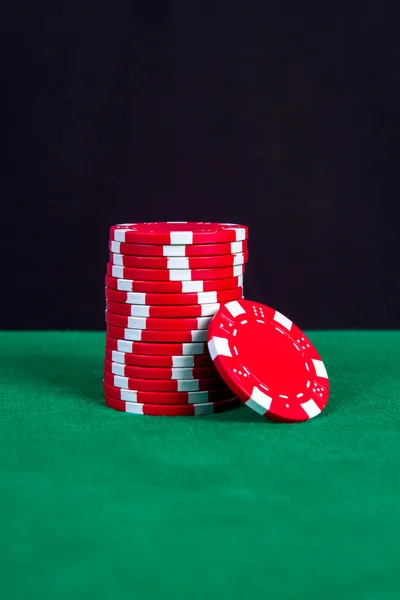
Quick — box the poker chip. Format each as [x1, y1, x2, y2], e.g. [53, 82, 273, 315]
[106, 335, 207, 355]
[107, 262, 245, 282]
[106, 299, 221, 318]
[104, 356, 218, 380]
[107, 324, 208, 343]
[110, 222, 248, 245]
[109, 239, 248, 257]
[104, 381, 235, 405]
[105, 274, 244, 294]
[103, 369, 224, 392]
[105, 347, 213, 368]
[105, 286, 243, 306]
[105, 310, 212, 331]
[104, 220, 250, 416]
[208, 299, 330, 422]
[105, 394, 241, 416]
[110, 251, 248, 270]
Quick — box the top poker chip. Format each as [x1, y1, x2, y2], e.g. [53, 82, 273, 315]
[110, 222, 248, 245]
[208, 299, 329, 422]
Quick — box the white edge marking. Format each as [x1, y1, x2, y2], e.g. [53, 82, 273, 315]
[231, 241, 243, 253]
[198, 291, 217, 303]
[125, 403, 144, 415]
[167, 257, 189, 269]
[312, 359, 328, 379]
[117, 340, 132, 352]
[124, 329, 142, 341]
[112, 254, 123, 266]
[182, 343, 204, 355]
[114, 230, 125, 242]
[200, 303, 220, 316]
[273, 311, 293, 330]
[128, 317, 147, 329]
[114, 375, 128, 388]
[235, 228, 246, 241]
[300, 399, 321, 418]
[170, 231, 194, 244]
[198, 316, 212, 328]
[110, 241, 121, 253]
[120, 389, 137, 402]
[163, 245, 185, 257]
[172, 356, 195, 367]
[194, 404, 214, 415]
[171, 367, 192, 379]
[249, 386, 272, 412]
[225, 300, 246, 318]
[130, 305, 150, 317]
[169, 269, 192, 282]
[111, 363, 124, 376]
[208, 336, 232, 360]
[117, 280, 131, 292]
[182, 281, 203, 292]
[191, 330, 208, 342]
[188, 391, 208, 404]
[112, 351, 123, 363]
[126, 292, 146, 303]
[112, 266, 123, 278]
[177, 380, 199, 392]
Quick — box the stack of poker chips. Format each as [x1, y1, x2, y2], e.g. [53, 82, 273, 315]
[104, 222, 248, 416]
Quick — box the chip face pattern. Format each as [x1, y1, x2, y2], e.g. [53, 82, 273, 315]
[208, 299, 329, 422]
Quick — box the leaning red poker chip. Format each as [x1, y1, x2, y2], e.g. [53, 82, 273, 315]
[103, 368, 224, 392]
[107, 262, 245, 282]
[105, 394, 241, 416]
[109, 239, 248, 257]
[106, 335, 207, 356]
[105, 310, 212, 331]
[208, 299, 330, 422]
[110, 222, 248, 245]
[105, 285, 243, 306]
[106, 299, 221, 318]
[105, 274, 243, 294]
[110, 251, 248, 270]
[104, 381, 234, 405]
[105, 347, 213, 368]
[107, 324, 208, 343]
[104, 357, 218, 380]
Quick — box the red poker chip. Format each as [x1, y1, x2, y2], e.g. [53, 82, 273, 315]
[105, 274, 244, 294]
[103, 369, 224, 392]
[105, 285, 243, 306]
[105, 347, 213, 368]
[110, 251, 248, 270]
[105, 310, 212, 331]
[106, 335, 207, 356]
[109, 239, 248, 257]
[106, 299, 221, 318]
[104, 356, 218, 380]
[107, 262, 245, 282]
[106, 324, 208, 343]
[104, 381, 234, 405]
[208, 299, 330, 422]
[110, 222, 248, 245]
[105, 394, 241, 416]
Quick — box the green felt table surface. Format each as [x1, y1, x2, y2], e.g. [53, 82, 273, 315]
[1, 331, 400, 600]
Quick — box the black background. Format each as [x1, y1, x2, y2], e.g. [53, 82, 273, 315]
[3, 2, 400, 330]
